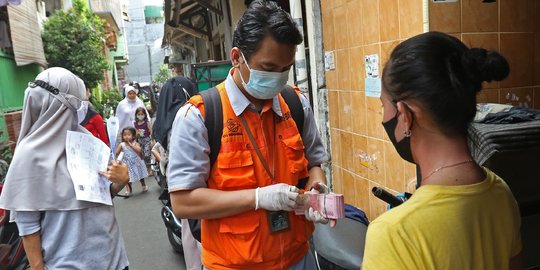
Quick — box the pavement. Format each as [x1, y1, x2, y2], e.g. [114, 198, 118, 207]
[114, 176, 187, 270]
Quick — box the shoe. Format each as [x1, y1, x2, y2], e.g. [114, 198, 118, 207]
[124, 190, 131, 197]
[142, 186, 148, 193]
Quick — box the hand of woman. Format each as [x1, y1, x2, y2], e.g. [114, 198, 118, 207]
[100, 161, 129, 195]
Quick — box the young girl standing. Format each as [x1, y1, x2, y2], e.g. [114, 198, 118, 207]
[134, 107, 153, 176]
[116, 127, 148, 196]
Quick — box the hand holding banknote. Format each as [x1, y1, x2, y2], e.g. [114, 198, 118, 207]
[300, 182, 338, 227]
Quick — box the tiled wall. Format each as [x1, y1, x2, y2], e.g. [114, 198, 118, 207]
[321, 0, 422, 220]
[430, 0, 540, 109]
[321, 0, 540, 221]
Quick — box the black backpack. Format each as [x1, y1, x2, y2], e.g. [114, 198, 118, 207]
[188, 85, 306, 242]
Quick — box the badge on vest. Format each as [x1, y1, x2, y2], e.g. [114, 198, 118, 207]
[267, 210, 290, 233]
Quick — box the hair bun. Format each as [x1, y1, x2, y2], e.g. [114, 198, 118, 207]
[461, 48, 510, 83]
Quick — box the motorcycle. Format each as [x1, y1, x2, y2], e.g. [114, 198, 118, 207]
[311, 204, 369, 270]
[310, 188, 402, 270]
[154, 162, 183, 255]
[0, 183, 28, 270]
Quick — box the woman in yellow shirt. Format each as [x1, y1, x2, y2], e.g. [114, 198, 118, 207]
[362, 32, 523, 270]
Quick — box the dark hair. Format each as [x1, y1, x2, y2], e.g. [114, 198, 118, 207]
[121, 127, 136, 142]
[135, 107, 147, 121]
[233, 0, 302, 60]
[382, 31, 509, 135]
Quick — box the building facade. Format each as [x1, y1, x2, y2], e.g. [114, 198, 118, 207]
[124, 0, 165, 84]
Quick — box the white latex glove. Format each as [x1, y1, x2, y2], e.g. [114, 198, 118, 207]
[304, 182, 337, 227]
[305, 206, 329, 224]
[255, 183, 299, 211]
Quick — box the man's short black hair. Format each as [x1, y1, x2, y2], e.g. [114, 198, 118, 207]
[233, 0, 303, 61]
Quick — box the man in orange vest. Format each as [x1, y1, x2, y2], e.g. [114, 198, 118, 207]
[167, 1, 330, 269]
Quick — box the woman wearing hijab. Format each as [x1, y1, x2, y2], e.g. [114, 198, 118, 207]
[153, 76, 196, 150]
[115, 85, 148, 134]
[152, 76, 200, 270]
[0, 67, 130, 270]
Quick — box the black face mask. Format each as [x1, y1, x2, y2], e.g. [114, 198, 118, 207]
[382, 111, 415, 164]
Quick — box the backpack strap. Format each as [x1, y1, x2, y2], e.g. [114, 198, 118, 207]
[200, 87, 223, 168]
[280, 86, 308, 189]
[280, 85, 304, 136]
[189, 87, 222, 243]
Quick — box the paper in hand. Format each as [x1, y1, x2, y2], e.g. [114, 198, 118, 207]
[66, 131, 113, 205]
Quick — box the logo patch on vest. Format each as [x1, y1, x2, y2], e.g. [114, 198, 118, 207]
[226, 118, 240, 132]
[283, 111, 292, 121]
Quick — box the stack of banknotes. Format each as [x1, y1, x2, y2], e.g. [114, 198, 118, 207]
[294, 193, 345, 219]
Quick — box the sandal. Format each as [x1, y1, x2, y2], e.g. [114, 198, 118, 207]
[142, 186, 148, 193]
[124, 190, 131, 196]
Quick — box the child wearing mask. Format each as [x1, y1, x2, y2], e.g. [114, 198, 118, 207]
[134, 107, 153, 177]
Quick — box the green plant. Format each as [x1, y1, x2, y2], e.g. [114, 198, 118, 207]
[90, 89, 123, 119]
[42, 0, 109, 88]
[154, 64, 173, 86]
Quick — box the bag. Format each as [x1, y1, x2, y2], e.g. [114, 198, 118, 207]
[187, 85, 306, 242]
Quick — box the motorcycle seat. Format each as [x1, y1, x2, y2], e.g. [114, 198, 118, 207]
[312, 215, 367, 269]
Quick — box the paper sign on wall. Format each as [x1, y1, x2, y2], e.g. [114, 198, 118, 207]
[365, 54, 381, 97]
[365, 78, 382, 97]
[365, 54, 379, 78]
[325, 51, 335, 71]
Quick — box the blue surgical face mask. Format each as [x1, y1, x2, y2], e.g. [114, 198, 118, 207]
[238, 52, 290, 100]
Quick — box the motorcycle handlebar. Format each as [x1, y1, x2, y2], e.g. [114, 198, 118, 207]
[371, 187, 404, 208]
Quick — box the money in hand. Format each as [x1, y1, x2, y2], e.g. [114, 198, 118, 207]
[295, 193, 345, 219]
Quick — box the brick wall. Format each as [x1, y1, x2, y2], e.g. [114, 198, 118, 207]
[4, 110, 22, 151]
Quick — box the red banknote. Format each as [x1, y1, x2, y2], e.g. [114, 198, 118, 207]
[294, 193, 345, 219]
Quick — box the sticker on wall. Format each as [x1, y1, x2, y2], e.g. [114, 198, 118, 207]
[324, 51, 335, 71]
[365, 54, 381, 98]
[357, 150, 380, 173]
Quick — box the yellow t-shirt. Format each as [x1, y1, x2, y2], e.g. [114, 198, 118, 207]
[363, 168, 521, 270]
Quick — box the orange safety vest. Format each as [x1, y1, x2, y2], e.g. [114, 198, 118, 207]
[189, 82, 314, 270]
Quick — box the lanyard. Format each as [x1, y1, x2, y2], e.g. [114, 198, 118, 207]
[239, 114, 275, 182]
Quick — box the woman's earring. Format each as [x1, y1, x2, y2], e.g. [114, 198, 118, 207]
[403, 130, 411, 137]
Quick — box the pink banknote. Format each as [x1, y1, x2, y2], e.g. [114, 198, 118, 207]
[294, 193, 345, 219]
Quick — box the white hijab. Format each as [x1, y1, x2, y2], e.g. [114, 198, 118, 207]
[0, 67, 100, 211]
[115, 85, 147, 131]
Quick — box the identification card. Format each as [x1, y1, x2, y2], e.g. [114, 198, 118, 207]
[267, 210, 290, 233]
